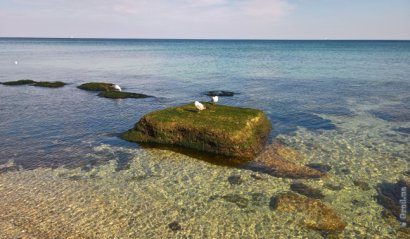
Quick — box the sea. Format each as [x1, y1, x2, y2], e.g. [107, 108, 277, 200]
[0, 38, 409, 238]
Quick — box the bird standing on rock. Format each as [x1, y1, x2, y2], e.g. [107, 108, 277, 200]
[194, 101, 206, 112]
[113, 84, 122, 91]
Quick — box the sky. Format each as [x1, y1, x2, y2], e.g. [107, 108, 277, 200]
[0, 0, 409, 39]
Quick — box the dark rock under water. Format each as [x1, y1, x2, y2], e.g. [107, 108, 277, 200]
[306, 163, 332, 173]
[376, 179, 410, 226]
[228, 175, 243, 185]
[290, 182, 325, 199]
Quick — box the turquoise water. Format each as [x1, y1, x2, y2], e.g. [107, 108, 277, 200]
[0, 39, 409, 238]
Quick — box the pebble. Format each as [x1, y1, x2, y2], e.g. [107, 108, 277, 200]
[168, 221, 182, 231]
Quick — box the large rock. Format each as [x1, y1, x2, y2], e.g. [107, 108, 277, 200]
[376, 179, 410, 227]
[121, 103, 271, 159]
[77, 82, 119, 91]
[270, 192, 346, 232]
[1, 79, 35, 85]
[97, 91, 152, 99]
[33, 81, 66, 88]
[2, 80, 66, 88]
[252, 141, 325, 178]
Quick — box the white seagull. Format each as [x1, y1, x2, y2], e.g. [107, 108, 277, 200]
[113, 84, 122, 91]
[211, 95, 218, 104]
[194, 101, 206, 112]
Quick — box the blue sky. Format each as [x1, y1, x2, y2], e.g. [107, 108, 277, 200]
[0, 0, 409, 39]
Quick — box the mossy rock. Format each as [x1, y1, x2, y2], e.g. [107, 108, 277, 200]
[77, 82, 117, 91]
[206, 90, 235, 96]
[2, 79, 36, 85]
[97, 91, 152, 99]
[33, 81, 66, 88]
[121, 103, 271, 159]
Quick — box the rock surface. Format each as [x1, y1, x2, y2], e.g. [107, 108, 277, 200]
[33, 81, 66, 88]
[1, 79, 35, 85]
[353, 180, 371, 191]
[2, 79, 66, 88]
[270, 192, 346, 232]
[77, 82, 119, 91]
[252, 141, 325, 179]
[97, 91, 152, 99]
[290, 183, 325, 199]
[205, 90, 235, 96]
[376, 179, 410, 226]
[228, 175, 243, 185]
[121, 103, 271, 159]
[306, 163, 332, 173]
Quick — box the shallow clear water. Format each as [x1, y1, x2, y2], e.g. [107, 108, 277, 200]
[0, 39, 409, 238]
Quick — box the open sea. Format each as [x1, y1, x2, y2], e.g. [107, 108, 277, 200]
[0, 38, 409, 238]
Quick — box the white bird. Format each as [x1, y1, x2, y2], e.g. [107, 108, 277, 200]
[194, 101, 206, 111]
[211, 95, 218, 104]
[14, 61, 18, 65]
[113, 84, 122, 91]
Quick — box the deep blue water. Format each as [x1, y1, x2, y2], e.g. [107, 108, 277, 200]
[0, 38, 409, 169]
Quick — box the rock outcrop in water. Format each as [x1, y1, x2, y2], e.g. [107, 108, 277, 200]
[97, 91, 152, 99]
[121, 103, 271, 159]
[77, 82, 119, 91]
[2, 80, 66, 88]
[205, 90, 235, 97]
[33, 81, 66, 88]
[1, 79, 36, 85]
[270, 192, 346, 232]
[78, 82, 153, 99]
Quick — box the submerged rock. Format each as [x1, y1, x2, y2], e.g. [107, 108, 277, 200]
[228, 175, 243, 185]
[168, 221, 182, 231]
[33, 81, 66, 88]
[250, 174, 263, 180]
[376, 179, 410, 226]
[324, 183, 344, 191]
[290, 183, 325, 199]
[121, 103, 271, 159]
[252, 141, 325, 179]
[222, 194, 249, 208]
[270, 192, 346, 232]
[353, 180, 371, 191]
[206, 90, 235, 97]
[1, 79, 35, 85]
[77, 82, 119, 92]
[97, 91, 152, 99]
[306, 163, 332, 173]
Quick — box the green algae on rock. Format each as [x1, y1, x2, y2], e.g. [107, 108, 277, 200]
[33, 81, 66, 88]
[121, 103, 271, 159]
[2, 79, 36, 85]
[97, 91, 152, 99]
[270, 192, 346, 232]
[2, 80, 66, 88]
[77, 82, 118, 91]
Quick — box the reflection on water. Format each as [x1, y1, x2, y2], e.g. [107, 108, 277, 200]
[0, 39, 409, 238]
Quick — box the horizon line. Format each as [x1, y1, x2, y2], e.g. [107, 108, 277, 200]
[0, 36, 409, 41]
